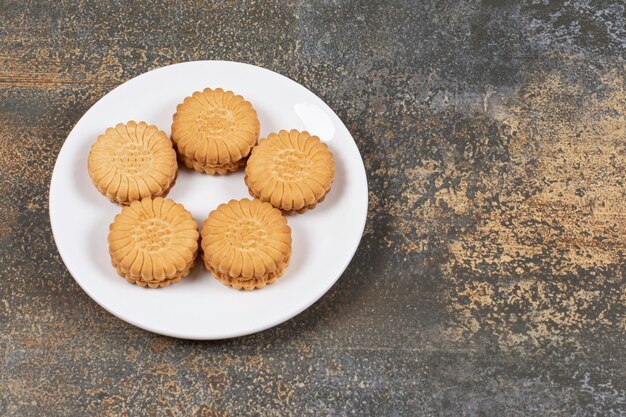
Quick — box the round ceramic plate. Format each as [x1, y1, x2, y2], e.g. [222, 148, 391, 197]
[49, 61, 368, 340]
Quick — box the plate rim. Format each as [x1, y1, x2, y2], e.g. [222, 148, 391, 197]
[49, 60, 369, 340]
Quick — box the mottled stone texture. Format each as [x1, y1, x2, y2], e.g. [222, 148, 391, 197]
[0, 0, 625, 416]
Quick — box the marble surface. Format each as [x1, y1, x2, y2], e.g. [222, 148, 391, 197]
[0, 1, 624, 415]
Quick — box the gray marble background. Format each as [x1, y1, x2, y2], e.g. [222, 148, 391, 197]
[1, 1, 625, 416]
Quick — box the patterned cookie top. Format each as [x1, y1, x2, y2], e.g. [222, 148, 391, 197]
[109, 197, 199, 282]
[88, 121, 177, 205]
[245, 130, 335, 212]
[201, 198, 291, 279]
[171, 88, 260, 165]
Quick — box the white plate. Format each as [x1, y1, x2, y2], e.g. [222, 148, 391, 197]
[49, 61, 368, 340]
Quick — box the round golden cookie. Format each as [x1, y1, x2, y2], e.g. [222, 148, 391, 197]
[201, 198, 292, 290]
[88, 121, 178, 205]
[171, 87, 260, 174]
[108, 197, 199, 288]
[245, 130, 335, 214]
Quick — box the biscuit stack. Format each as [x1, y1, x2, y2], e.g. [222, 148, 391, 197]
[245, 129, 335, 214]
[88, 121, 178, 205]
[200, 198, 292, 290]
[108, 198, 199, 288]
[171, 87, 260, 175]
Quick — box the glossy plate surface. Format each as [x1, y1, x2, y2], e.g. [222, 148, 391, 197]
[49, 61, 368, 339]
